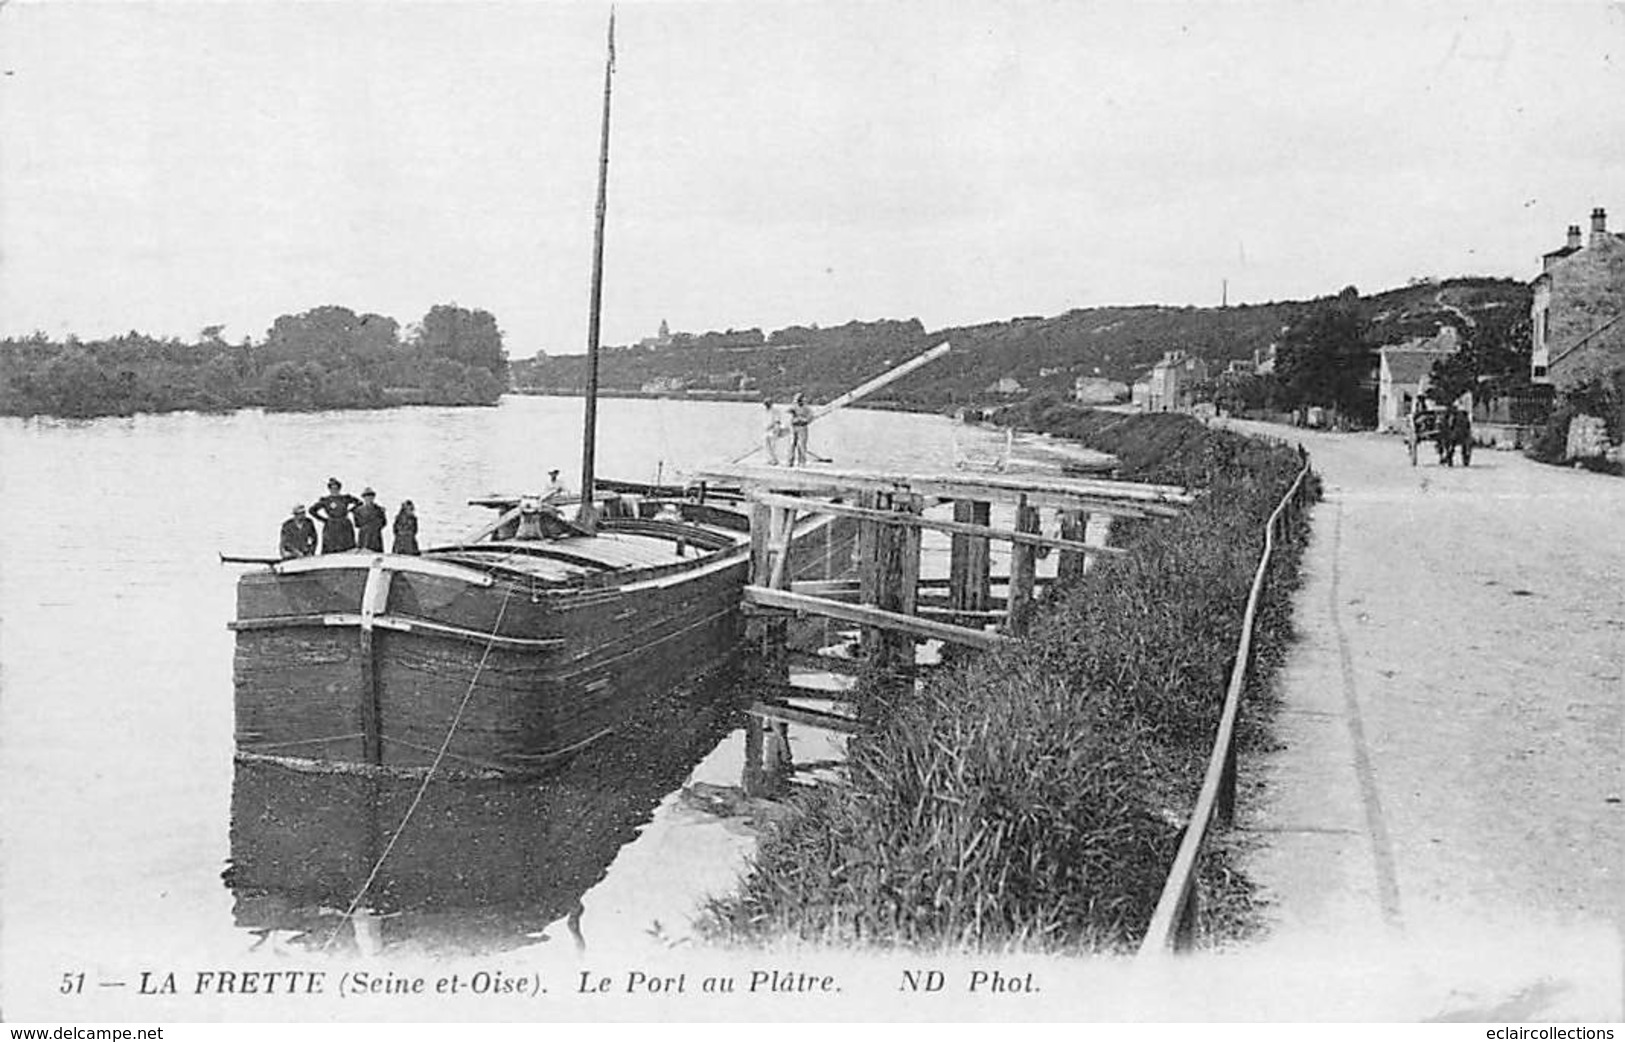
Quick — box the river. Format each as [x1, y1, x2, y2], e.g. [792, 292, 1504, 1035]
[0, 395, 1108, 1010]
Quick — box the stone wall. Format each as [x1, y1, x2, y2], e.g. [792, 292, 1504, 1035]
[1473, 422, 1536, 451]
[1564, 414, 1611, 459]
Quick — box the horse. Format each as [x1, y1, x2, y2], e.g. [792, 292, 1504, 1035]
[1435, 406, 1474, 466]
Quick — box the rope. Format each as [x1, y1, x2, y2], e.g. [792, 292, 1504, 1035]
[320, 584, 519, 952]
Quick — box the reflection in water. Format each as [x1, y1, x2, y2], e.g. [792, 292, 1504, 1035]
[224, 663, 746, 957]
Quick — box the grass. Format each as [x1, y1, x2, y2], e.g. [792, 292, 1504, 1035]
[700, 407, 1318, 953]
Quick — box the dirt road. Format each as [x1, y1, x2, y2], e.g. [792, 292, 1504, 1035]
[1190, 423, 1622, 1019]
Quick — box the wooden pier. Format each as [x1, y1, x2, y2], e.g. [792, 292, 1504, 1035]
[691, 460, 1196, 795]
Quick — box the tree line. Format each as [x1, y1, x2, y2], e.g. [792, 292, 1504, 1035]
[510, 278, 1534, 420]
[0, 303, 508, 418]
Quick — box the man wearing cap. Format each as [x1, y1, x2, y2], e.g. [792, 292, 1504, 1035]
[353, 487, 388, 552]
[309, 478, 361, 554]
[279, 504, 317, 560]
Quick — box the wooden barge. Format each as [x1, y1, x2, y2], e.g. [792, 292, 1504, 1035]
[231, 492, 856, 776]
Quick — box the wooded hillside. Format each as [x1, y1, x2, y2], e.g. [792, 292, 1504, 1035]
[513, 277, 1531, 411]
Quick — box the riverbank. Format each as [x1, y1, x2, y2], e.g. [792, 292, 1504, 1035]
[701, 407, 1318, 952]
[509, 386, 949, 415]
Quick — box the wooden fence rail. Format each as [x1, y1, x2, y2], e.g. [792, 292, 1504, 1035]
[1137, 455, 1314, 956]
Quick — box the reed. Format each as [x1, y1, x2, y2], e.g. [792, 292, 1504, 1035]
[702, 408, 1317, 952]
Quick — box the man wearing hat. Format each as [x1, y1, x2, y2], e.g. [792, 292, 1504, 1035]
[278, 504, 317, 560]
[353, 487, 388, 552]
[309, 477, 361, 554]
[543, 469, 567, 503]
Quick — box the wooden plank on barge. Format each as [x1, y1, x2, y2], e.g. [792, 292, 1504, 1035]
[272, 552, 496, 587]
[744, 585, 1015, 650]
[229, 613, 567, 650]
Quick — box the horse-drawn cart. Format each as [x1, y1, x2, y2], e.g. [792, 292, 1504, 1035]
[1406, 404, 1472, 467]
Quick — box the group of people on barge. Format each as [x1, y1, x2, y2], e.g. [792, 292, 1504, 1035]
[279, 478, 419, 560]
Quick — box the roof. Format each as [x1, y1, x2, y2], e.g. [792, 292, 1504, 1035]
[1383, 349, 1453, 386]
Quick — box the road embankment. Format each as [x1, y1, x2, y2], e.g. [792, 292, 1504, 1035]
[701, 408, 1319, 951]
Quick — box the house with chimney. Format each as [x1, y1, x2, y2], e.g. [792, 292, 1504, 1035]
[1531, 207, 1625, 391]
[1139, 350, 1208, 412]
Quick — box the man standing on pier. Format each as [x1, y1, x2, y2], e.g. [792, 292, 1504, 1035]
[763, 399, 787, 465]
[788, 392, 815, 466]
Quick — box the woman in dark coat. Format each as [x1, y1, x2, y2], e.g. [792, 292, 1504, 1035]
[353, 488, 388, 552]
[392, 500, 420, 555]
[309, 478, 360, 554]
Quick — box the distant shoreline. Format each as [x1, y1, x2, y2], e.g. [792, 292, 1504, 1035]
[1, 396, 502, 423]
[3, 387, 967, 422]
[506, 387, 949, 415]
[508, 387, 758, 403]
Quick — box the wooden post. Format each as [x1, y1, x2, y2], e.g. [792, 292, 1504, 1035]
[1176, 876, 1202, 951]
[948, 500, 992, 612]
[749, 501, 772, 586]
[896, 494, 922, 619]
[1086, 515, 1115, 574]
[1057, 509, 1087, 583]
[865, 493, 922, 674]
[857, 489, 885, 665]
[767, 505, 796, 590]
[748, 500, 772, 652]
[756, 503, 800, 796]
[1006, 496, 1040, 636]
[742, 713, 765, 797]
[763, 720, 791, 795]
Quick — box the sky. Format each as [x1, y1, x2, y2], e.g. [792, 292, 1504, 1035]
[2, 1, 1622, 357]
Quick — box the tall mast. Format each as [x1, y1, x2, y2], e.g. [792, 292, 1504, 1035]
[576, 9, 615, 530]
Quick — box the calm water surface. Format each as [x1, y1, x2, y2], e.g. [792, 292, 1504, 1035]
[0, 396, 1101, 978]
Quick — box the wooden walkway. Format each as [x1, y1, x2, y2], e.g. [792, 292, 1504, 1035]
[707, 459, 1195, 796]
